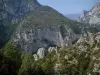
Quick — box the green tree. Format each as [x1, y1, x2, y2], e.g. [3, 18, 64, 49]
[3, 42, 21, 59]
[18, 53, 34, 75]
[3, 42, 22, 70]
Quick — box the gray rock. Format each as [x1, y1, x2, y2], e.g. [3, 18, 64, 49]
[78, 2, 100, 25]
[48, 47, 57, 53]
[78, 10, 89, 23]
[0, 0, 40, 24]
[95, 32, 100, 43]
[12, 26, 79, 53]
[37, 48, 45, 59]
[0, 0, 41, 47]
[33, 54, 38, 61]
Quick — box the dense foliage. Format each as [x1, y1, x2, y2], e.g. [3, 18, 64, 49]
[0, 42, 55, 75]
[0, 39, 100, 75]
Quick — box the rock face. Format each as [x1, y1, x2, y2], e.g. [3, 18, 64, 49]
[0, 0, 41, 48]
[78, 2, 100, 25]
[0, 0, 40, 24]
[78, 10, 89, 23]
[12, 26, 78, 53]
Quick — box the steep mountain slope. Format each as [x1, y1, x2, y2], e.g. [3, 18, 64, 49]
[78, 2, 100, 25]
[1, 0, 98, 53]
[2, 32, 100, 75]
[0, 0, 41, 48]
[11, 6, 78, 53]
[11, 5, 98, 53]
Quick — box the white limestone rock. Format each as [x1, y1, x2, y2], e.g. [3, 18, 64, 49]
[78, 2, 100, 25]
[33, 54, 38, 61]
[37, 48, 45, 59]
[48, 47, 57, 53]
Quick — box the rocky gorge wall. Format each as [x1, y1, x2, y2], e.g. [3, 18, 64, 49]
[12, 26, 78, 53]
[0, 0, 93, 53]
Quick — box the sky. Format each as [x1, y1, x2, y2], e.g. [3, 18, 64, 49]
[37, 0, 99, 14]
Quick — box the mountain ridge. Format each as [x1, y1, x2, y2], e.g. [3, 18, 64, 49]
[78, 2, 100, 25]
[0, 0, 41, 47]
[9, 0, 90, 53]
[0, 0, 99, 53]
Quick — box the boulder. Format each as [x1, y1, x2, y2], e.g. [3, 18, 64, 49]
[33, 54, 38, 61]
[48, 47, 57, 53]
[37, 48, 45, 59]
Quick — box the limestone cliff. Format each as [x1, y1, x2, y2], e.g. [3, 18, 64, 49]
[78, 2, 100, 25]
[11, 5, 83, 53]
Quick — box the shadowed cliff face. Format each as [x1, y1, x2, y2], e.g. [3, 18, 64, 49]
[12, 26, 78, 53]
[78, 2, 100, 25]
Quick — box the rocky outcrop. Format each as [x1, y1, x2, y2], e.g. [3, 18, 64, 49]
[78, 10, 89, 23]
[48, 47, 57, 53]
[78, 2, 100, 25]
[37, 48, 45, 59]
[12, 26, 78, 53]
[33, 47, 57, 61]
[77, 32, 100, 45]
[33, 54, 38, 61]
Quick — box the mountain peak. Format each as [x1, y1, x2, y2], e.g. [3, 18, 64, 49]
[91, 2, 100, 12]
[2, 0, 41, 15]
[93, 2, 100, 7]
[78, 2, 100, 24]
[80, 10, 88, 18]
